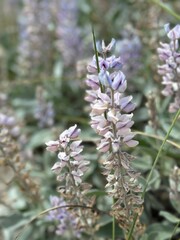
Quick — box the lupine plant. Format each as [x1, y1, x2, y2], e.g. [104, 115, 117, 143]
[56, 0, 81, 67]
[0, 1, 180, 240]
[45, 124, 98, 238]
[85, 38, 144, 238]
[16, 0, 54, 79]
[45, 38, 144, 239]
[157, 24, 180, 113]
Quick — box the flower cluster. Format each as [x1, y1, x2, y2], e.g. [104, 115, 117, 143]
[85, 39, 143, 235]
[47, 196, 81, 238]
[34, 86, 54, 128]
[46, 125, 98, 237]
[0, 112, 39, 202]
[17, 0, 53, 79]
[157, 24, 180, 113]
[116, 35, 142, 79]
[46, 125, 89, 187]
[0, 112, 20, 137]
[56, 0, 81, 67]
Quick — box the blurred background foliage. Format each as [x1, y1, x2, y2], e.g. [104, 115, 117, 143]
[0, 0, 180, 239]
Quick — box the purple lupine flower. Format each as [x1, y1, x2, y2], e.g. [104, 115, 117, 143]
[85, 38, 143, 233]
[0, 113, 20, 137]
[115, 34, 142, 79]
[46, 124, 89, 186]
[17, 0, 53, 79]
[157, 24, 180, 113]
[47, 196, 81, 238]
[85, 39, 137, 149]
[56, 0, 81, 67]
[45, 126, 97, 236]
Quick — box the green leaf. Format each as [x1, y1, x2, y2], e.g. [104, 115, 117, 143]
[134, 107, 149, 122]
[132, 155, 152, 171]
[27, 129, 54, 149]
[0, 214, 23, 228]
[53, 60, 63, 80]
[86, 189, 106, 197]
[146, 223, 179, 240]
[159, 211, 180, 223]
[147, 169, 161, 190]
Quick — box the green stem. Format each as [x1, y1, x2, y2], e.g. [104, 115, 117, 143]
[150, 0, 180, 20]
[171, 219, 180, 240]
[15, 204, 98, 240]
[91, 25, 104, 93]
[142, 108, 180, 198]
[127, 108, 180, 240]
[112, 210, 116, 240]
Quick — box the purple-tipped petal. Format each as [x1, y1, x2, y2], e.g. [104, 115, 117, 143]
[58, 152, 69, 161]
[112, 71, 127, 92]
[123, 134, 139, 147]
[167, 24, 180, 40]
[99, 69, 112, 87]
[68, 124, 81, 139]
[125, 140, 139, 147]
[46, 140, 59, 152]
[99, 59, 109, 70]
[51, 162, 62, 174]
[106, 38, 116, 52]
[97, 140, 110, 152]
[86, 74, 99, 90]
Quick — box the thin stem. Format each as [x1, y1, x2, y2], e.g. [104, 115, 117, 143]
[15, 204, 102, 240]
[171, 220, 180, 239]
[91, 26, 100, 73]
[91, 25, 104, 93]
[134, 131, 180, 149]
[66, 160, 89, 228]
[150, 0, 180, 20]
[112, 206, 116, 240]
[92, 25, 108, 120]
[111, 88, 116, 240]
[142, 108, 180, 198]
[127, 108, 180, 240]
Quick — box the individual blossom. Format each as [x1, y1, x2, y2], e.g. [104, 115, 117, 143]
[45, 125, 98, 237]
[157, 23, 180, 113]
[85, 39, 144, 236]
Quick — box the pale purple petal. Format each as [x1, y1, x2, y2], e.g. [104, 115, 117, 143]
[46, 140, 59, 152]
[125, 140, 139, 147]
[167, 24, 180, 40]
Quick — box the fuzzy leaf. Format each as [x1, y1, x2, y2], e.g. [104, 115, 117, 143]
[159, 211, 180, 223]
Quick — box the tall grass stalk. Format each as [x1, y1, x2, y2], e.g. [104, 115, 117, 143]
[150, 0, 180, 20]
[171, 219, 180, 239]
